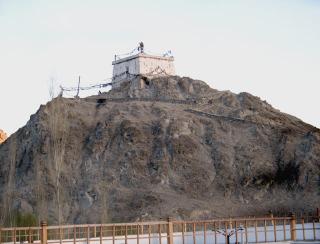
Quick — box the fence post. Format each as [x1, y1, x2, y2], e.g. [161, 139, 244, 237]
[40, 221, 48, 244]
[290, 214, 296, 241]
[167, 218, 173, 244]
[28, 227, 33, 244]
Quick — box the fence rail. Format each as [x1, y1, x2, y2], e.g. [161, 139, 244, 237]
[0, 213, 319, 244]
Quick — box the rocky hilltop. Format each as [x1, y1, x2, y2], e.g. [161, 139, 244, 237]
[0, 129, 7, 144]
[0, 76, 319, 225]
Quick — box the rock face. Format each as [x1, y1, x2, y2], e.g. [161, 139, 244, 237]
[0, 76, 319, 225]
[0, 129, 7, 144]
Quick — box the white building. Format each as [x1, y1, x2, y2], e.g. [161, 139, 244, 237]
[112, 43, 175, 88]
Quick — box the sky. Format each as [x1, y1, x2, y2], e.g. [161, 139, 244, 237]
[0, 0, 319, 135]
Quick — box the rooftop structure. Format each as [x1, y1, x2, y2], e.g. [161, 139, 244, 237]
[112, 42, 175, 88]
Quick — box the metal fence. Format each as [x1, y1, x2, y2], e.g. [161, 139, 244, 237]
[0, 214, 319, 244]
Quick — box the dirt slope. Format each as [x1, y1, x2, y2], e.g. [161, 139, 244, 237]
[0, 76, 319, 225]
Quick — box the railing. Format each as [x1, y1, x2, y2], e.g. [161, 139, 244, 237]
[0, 214, 319, 244]
[172, 215, 319, 243]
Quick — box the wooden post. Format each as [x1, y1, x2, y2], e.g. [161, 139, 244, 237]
[167, 218, 173, 244]
[301, 218, 305, 240]
[317, 208, 320, 222]
[283, 219, 286, 240]
[254, 220, 258, 243]
[192, 223, 196, 244]
[244, 220, 248, 244]
[273, 219, 277, 242]
[59, 227, 62, 244]
[13, 228, 16, 244]
[137, 224, 140, 244]
[235, 221, 238, 244]
[87, 225, 90, 244]
[264, 220, 267, 242]
[313, 220, 316, 241]
[73, 226, 76, 244]
[203, 223, 206, 244]
[214, 222, 217, 244]
[112, 225, 115, 244]
[158, 224, 162, 244]
[100, 225, 103, 244]
[224, 222, 228, 244]
[76, 76, 81, 98]
[181, 223, 185, 244]
[290, 213, 296, 241]
[28, 227, 32, 244]
[40, 221, 48, 244]
[125, 225, 128, 244]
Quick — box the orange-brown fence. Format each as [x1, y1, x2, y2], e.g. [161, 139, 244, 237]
[0, 214, 319, 244]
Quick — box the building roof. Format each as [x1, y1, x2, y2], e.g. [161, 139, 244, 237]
[112, 53, 174, 65]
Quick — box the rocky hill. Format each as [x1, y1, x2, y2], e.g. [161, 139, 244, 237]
[0, 76, 319, 225]
[0, 129, 7, 144]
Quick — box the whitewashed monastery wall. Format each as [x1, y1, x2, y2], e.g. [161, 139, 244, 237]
[112, 53, 175, 88]
[138, 55, 175, 75]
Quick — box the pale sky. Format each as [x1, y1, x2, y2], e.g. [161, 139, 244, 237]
[0, 0, 319, 135]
